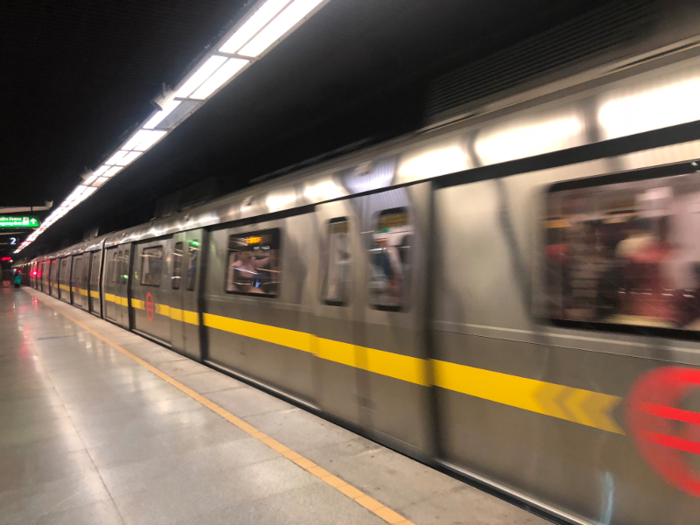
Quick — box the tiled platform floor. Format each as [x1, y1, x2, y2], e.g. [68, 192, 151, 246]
[0, 288, 548, 525]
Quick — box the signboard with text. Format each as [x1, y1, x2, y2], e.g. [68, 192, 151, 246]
[0, 216, 40, 228]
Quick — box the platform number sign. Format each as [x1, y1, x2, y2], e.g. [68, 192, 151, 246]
[9, 237, 17, 245]
[145, 292, 155, 322]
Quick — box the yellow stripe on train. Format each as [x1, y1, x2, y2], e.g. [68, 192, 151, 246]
[203, 312, 622, 432]
[432, 360, 624, 434]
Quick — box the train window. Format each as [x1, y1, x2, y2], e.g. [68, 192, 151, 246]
[545, 168, 700, 335]
[60, 257, 71, 283]
[186, 242, 199, 291]
[72, 258, 83, 287]
[140, 246, 163, 287]
[90, 252, 100, 287]
[369, 208, 413, 311]
[121, 250, 130, 285]
[226, 229, 280, 297]
[172, 242, 183, 290]
[50, 260, 58, 283]
[111, 251, 119, 283]
[323, 218, 351, 305]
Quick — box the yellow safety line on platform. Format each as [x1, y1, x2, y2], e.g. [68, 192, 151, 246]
[28, 290, 414, 525]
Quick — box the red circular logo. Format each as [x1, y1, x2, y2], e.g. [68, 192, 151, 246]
[145, 292, 155, 322]
[627, 366, 700, 497]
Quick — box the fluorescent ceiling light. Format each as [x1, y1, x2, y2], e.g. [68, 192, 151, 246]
[239, 0, 325, 57]
[105, 150, 128, 166]
[104, 166, 124, 178]
[120, 151, 143, 165]
[15, 0, 329, 254]
[143, 100, 182, 129]
[220, 0, 290, 54]
[93, 165, 111, 177]
[190, 58, 249, 100]
[175, 56, 227, 99]
[105, 150, 142, 167]
[83, 173, 100, 185]
[123, 130, 167, 152]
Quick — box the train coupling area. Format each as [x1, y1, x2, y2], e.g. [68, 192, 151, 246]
[1, 287, 549, 525]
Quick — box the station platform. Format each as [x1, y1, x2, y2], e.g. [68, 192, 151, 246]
[1, 287, 549, 525]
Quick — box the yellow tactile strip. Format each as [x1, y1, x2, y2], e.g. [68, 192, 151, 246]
[29, 290, 415, 525]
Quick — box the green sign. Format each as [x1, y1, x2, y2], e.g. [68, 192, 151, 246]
[0, 216, 40, 228]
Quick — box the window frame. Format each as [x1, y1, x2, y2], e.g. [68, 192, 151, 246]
[186, 242, 199, 292]
[110, 250, 119, 283]
[172, 242, 183, 290]
[322, 217, 350, 307]
[544, 160, 700, 342]
[368, 207, 413, 313]
[225, 228, 281, 298]
[139, 245, 164, 287]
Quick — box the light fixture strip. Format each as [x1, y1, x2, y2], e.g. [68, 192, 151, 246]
[15, 0, 330, 254]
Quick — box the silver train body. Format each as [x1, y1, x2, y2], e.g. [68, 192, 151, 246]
[22, 21, 700, 525]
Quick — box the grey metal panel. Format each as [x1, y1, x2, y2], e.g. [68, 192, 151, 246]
[169, 234, 187, 355]
[313, 200, 364, 426]
[182, 229, 204, 360]
[356, 184, 433, 453]
[205, 213, 318, 403]
[88, 250, 102, 317]
[49, 259, 59, 298]
[58, 257, 71, 303]
[432, 162, 700, 525]
[131, 238, 173, 344]
[104, 247, 119, 323]
[70, 253, 89, 310]
[104, 246, 130, 328]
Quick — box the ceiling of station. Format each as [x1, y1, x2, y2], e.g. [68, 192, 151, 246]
[1, 0, 617, 257]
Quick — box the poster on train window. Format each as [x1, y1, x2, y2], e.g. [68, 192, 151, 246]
[544, 171, 700, 332]
[369, 208, 413, 311]
[226, 229, 280, 297]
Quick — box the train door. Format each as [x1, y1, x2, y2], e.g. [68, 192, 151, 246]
[104, 246, 130, 328]
[104, 248, 119, 322]
[88, 251, 102, 317]
[313, 202, 364, 426]
[58, 257, 71, 303]
[354, 185, 433, 454]
[71, 256, 84, 308]
[169, 230, 204, 360]
[42, 260, 50, 292]
[50, 260, 59, 298]
[132, 239, 172, 343]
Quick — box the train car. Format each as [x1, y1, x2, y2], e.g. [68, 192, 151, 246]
[26, 16, 700, 525]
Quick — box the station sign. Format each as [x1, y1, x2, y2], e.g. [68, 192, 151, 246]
[0, 215, 40, 228]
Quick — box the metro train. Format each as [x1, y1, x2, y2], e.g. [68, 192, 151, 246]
[20, 20, 700, 525]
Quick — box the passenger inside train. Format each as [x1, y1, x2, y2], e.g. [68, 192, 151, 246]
[545, 171, 700, 330]
[226, 230, 280, 296]
[369, 208, 413, 310]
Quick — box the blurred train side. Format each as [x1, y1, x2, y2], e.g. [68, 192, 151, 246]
[19, 25, 700, 525]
